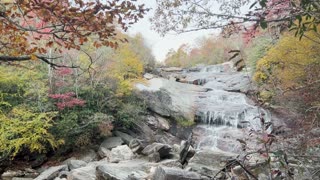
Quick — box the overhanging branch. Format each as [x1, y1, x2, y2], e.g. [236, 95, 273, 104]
[0, 55, 79, 69]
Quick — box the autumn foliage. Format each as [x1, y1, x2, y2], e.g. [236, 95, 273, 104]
[0, 0, 147, 66]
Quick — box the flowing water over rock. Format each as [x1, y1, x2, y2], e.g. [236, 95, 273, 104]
[137, 62, 270, 153]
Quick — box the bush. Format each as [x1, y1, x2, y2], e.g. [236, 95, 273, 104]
[0, 107, 63, 158]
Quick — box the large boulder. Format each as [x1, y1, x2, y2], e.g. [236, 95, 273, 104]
[136, 78, 206, 120]
[142, 143, 172, 161]
[140, 89, 172, 117]
[114, 131, 134, 145]
[67, 160, 87, 171]
[67, 165, 96, 180]
[96, 160, 148, 180]
[34, 165, 68, 180]
[77, 149, 98, 163]
[109, 145, 134, 163]
[153, 166, 203, 180]
[132, 120, 155, 143]
[99, 137, 124, 150]
[187, 150, 237, 177]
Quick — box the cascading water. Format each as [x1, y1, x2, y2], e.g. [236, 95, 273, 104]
[137, 62, 271, 153]
[186, 64, 271, 153]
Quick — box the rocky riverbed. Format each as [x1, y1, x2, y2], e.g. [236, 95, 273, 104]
[3, 62, 320, 180]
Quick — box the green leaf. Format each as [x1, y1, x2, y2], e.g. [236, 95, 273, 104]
[260, 21, 268, 29]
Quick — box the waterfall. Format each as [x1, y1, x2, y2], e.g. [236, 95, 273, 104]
[137, 63, 271, 153]
[190, 65, 271, 152]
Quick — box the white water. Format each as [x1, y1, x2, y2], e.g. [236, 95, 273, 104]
[189, 64, 270, 152]
[137, 63, 270, 153]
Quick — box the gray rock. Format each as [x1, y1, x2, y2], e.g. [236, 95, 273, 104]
[132, 120, 155, 143]
[114, 131, 134, 145]
[136, 78, 208, 120]
[12, 178, 34, 180]
[109, 145, 134, 163]
[100, 137, 124, 150]
[187, 150, 236, 177]
[148, 152, 161, 163]
[67, 165, 96, 180]
[96, 160, 148, 180]
[34, 165, 68, 180]
[128, 171, 148, 180]
[156, 115, 170, 131]
[154, 131, 179, 145]
[140, 90, 172, 117]
[129, 139, 144, 154]
[77, 149, 98, 163]
[153, 166, 202, 180]
[67, 160, 87, 171]
[142, 143, 172, 159]
[146, 115, 158, 129]
[189, 150, 236, 167]
[98, 147, 112, 159]
[1, 170, 25, 180]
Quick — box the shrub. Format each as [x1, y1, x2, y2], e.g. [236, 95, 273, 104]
[0, 107, 63, 158]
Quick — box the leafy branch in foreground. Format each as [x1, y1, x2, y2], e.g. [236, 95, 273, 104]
[151, 0, 320, 40]
[0, 0, 148, 67]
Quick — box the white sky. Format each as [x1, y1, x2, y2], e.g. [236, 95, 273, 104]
[127, 0, 218, 62]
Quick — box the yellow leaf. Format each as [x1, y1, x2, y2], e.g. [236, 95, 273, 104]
[30, 54, 37, 60]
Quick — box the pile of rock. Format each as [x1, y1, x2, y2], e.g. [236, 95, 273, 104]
[1, 130, 203, 180]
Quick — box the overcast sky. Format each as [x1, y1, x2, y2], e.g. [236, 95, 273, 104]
[127, 0, 217, 62]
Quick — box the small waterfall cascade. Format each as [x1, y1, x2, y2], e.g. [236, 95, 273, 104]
[189, 66, 271, 153]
